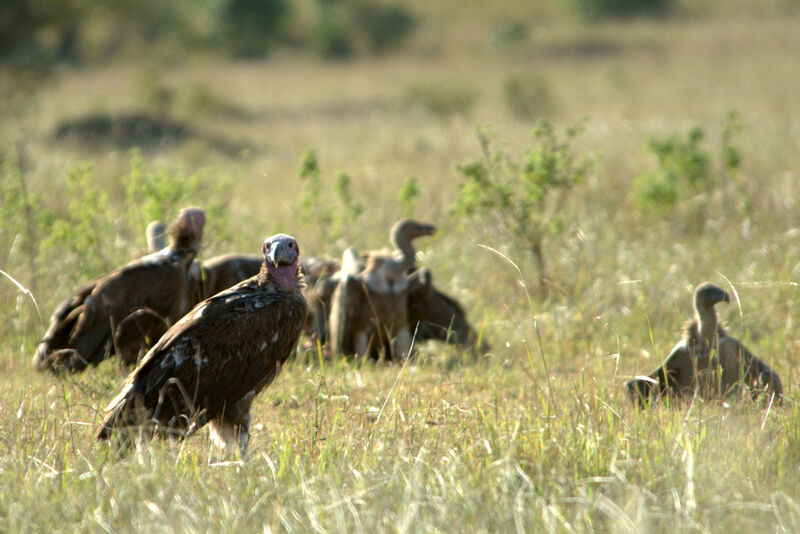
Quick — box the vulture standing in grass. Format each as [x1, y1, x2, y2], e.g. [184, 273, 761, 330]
[328, 219, 436, 359]
[626, 282, 783, 405]
[33, 207, 206, 373]
[96, 233, 307, 457]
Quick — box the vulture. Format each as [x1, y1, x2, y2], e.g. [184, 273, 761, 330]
[145, 220, 167, 252]
[32, 207, 206, 373]
[198, 253, 263, 298]
[96, 234, 307, 457]
[626, 282, 784, 405]
[328, 219, 436, 359]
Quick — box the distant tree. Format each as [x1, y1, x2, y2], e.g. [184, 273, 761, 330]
[220, 0, 289, 57]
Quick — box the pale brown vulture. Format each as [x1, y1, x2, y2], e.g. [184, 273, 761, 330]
[96, 233, 307, 457]
[328, 219, 436, 359]
[32, 207, 206, 373]
[626, 282, 783, 405]
[145, 220, 167, 252]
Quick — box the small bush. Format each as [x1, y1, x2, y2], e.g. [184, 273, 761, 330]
[310, 16, 353, 59]
[451, 119, 593, 295]
[350, 1, 416, 54]
[491, 22, 528, 49]
[399, 176, 421, 216]
[220, 0, 289, 57]
[633, 112, 744, 231]
[309, 0, 416, 59]
[404, 82, 478, 118]
[562, 0, 673, 21]
[503, 75, 555, 121]
[298, 149, 364, 242]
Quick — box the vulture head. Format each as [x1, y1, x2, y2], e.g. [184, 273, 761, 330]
[169, 206, 206, 250]
[386, 218, 437, 275]
[263, 233, 300, 291]
[146, 220, 167, 252]
[693, 282, 730, 311]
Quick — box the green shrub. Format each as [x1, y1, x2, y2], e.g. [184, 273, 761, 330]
[350, 1, 416, 54]
[451, 119, 592, 296]
[562, 0, 673, 21]
[310, 16, 353, 59]
[491, 22, 528, 49]
[298, 149, 364, 242]
[633, 112, 744, 231]
[310, 0, 416, 59]
[634, 126, 710, 211]
[399, 176, 421, 216]
[220, 0, 289, 57]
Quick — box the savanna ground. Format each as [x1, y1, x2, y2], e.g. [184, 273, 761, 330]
[3, 0, 800, 531]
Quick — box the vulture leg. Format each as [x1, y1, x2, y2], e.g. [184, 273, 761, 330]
[209, 392, 255, 458]
[406, 268, 433, 335]
[329, 274, 361, 357]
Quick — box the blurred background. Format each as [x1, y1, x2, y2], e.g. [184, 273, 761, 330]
[2, 0, 800, 371]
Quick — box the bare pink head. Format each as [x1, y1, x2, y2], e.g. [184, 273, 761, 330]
[178, 206, 206, 241]
[262, 234, 300, 290]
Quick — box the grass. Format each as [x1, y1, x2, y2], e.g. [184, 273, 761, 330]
[3, 0, 800, 531]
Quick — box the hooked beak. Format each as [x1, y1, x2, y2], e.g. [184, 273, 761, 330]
[267, 241, 294, 267]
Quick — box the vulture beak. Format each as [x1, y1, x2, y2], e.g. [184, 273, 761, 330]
[266, 238, 297, 268]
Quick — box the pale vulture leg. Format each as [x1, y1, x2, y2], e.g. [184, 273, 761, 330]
[392, 327, 411, 360]
[355, 330, 370, 358]
[209, 392, 255, 458]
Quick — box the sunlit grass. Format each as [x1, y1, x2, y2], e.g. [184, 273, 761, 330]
[3, 1, 800, 531]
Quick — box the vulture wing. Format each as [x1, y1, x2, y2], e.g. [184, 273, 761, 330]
[33, 280, 97, 371]
[63, 254, 195, 371]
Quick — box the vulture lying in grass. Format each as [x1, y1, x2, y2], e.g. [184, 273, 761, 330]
[97, 234, 307, 457]
[626, 282, 784, 405]
[33, 207, 206, 373]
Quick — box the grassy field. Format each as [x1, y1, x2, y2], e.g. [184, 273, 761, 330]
[3, 0, 800, 531]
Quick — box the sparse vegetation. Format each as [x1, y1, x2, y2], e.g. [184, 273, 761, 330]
[633, 112, 744, 232]
[2, 1, 800, 531]
[451, 119, 592, 296]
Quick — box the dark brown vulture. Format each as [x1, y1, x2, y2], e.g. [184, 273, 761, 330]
[96, 234, 308, 457]
[626, 282, 784, 406]
[32, 207, 206, 373]
[198, 253, 263, 298]
[416, 286, 488, 352]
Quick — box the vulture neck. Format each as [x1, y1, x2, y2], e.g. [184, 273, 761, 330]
[694, 304, 719, 347]
[258, 262, 303, 292]
[391, 227, 417, 272]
